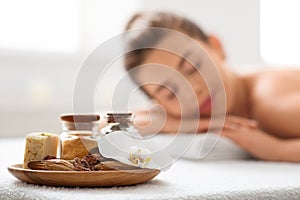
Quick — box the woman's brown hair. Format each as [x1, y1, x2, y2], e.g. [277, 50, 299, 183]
[124, 11, 209, 73]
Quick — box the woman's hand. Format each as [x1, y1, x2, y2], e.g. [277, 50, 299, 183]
[222, 120, 283, 161]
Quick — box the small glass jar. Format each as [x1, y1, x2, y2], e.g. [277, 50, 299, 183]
[101, 113, 137, 135]
[60, 114, 100, 160]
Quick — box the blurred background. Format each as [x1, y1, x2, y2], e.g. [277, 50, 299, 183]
[0, 0, 299, 137]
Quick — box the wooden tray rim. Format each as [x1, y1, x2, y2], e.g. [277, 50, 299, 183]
[8, 164, 160, 174]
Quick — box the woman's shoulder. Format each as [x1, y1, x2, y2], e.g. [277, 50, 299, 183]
[244, 69, 300, 137]
[248, 69, 300, 98]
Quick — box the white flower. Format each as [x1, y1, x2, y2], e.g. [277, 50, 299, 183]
[129, 146, 152, 167]
[97, 131, 173, 171]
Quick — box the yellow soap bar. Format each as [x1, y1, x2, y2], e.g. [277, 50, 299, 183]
[23, 132, 60, 169]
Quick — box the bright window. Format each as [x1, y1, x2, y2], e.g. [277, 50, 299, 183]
[260, 0, 300, 64]
[0, 0, 80, 53]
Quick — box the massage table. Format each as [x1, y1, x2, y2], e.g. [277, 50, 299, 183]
[1, 135, 300, 200]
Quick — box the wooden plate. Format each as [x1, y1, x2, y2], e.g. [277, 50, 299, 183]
[8, 164, 160, 187]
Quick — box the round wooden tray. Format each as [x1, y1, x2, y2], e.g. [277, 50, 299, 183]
[8, 164, 160, 187]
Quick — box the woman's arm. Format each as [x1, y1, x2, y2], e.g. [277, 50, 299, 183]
[134, 110, 209, 134]
[222, 124, 300, 162]
[279, 139, 300, 162]
[134, 108, 256, 134]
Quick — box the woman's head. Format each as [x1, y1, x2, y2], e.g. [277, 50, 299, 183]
[124, 12, 231, 117]
[125, 12, 211, 71]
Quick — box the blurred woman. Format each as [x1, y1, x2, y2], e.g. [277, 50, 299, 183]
[124, 12, 300, 162]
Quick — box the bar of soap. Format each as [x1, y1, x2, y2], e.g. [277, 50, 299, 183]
[23, 132, 60, 169]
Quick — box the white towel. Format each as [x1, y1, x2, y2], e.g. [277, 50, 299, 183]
[153, 133, 250, 160]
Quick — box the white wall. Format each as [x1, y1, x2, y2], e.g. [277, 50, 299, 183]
[0, 0, 141, 137]
[0, 0, 261, 137]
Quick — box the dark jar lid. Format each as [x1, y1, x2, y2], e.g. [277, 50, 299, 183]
[106, 113, 132, 123]
[60, 114, 100, 123]
[60, 114, 100, 131]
